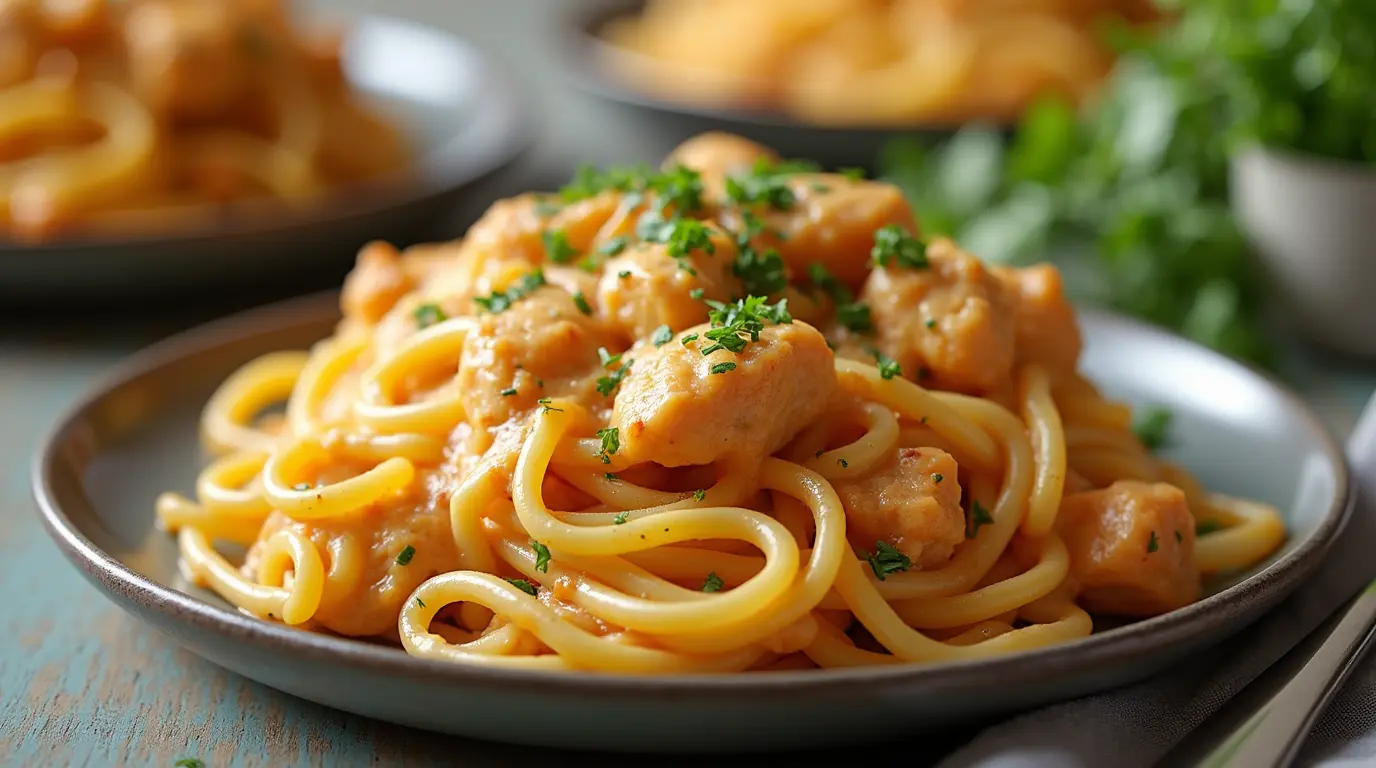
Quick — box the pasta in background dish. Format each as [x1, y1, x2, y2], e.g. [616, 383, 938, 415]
[158, 132, 1286, 674]
[0, 0, 407, 241]
[598, 0, 1162, 126]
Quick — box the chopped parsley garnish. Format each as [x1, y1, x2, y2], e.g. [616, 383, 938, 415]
[412, 303, 447, 329]
[291, 482, 311, 491]
[870, 347, 902, 380]
[596, 427, 620, 464]
[709, 362, 736, 375]
[598, 347, 622, 368]
[1197, 520, 1222, 536]
[692, 488, 706, 501]
[967, 501, 995, 539]
[473, 270, 547, 313]
[618, 270, 632, 279]
[870, 225, 929, 269]
[576, 255, 600, 273]
[530, 540, 552, 573]
[689, 288, 705, 300]
[723, 157, 816, 210]
[1147, 531, 1160, 553]
[932, 473, 943, 483]
[808, 263, 872, 333]
[572, 291, 592, 315]
[681, 333, 699, 346]
[558, 162, 653, 202]
[500, 387, 518, 397]
[731, 211, 788, 296]
[613, 511, 629, 525]
[637, 212, 714, 274]
[839, 167, 866, 180]
[596, 361, 632, 396]
[1133, 407, 1173, 451]
[537, 397, 562, 414]
[599, 235, 631, 256]
[415, 597, 425, 608]
[650, 324, 674, 347]
[700, 296, 792, 355]
[395, 545, 416, 565]
[702, 572, 725, 592]
[650, 164, 706, 214]
[865, 541, 912, 581]
[925, 318, 937, 329]
[542, 229, 578, 264]
[174, 759, 205, 768]
[838, 458, 849, 468]
[604, 472, 618, 481]
[506, 578, 539, 596]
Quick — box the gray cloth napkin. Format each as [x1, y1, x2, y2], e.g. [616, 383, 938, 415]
[939, 396, 1376, 768]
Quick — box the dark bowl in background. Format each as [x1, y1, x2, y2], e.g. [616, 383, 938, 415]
[556, 0, 970, 171]
[0, 14, 534, 306]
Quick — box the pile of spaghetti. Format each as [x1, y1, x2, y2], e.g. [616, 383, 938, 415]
[598, 0, 1162, 126]
[0, 0, 407, 241]
[157, 132, 1286, 674]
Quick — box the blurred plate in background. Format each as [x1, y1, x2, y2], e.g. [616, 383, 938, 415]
[558, 0, 968, 170]
[0, 14, 531, 302]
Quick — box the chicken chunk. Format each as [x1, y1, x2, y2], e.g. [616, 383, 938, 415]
[861, 238, 1015, 394]
[341, 240, 415, 325]
[995, 263, 1082, 374]
[597, 225, 741, 341]
[1057, 480, 1200, 617]
[836, 447, 965, 570]
[457, 279, 617, 428]
[247, 469, 459, 637]
[122, 0, 267, 119]
[612, 320, 836, 467]
[720, 173, 917, 289]
[662, 132, 779, 202]
[463, 192, 624, 266]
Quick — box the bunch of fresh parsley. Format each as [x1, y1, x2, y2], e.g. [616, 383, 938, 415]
[878, 0, 1376, 368]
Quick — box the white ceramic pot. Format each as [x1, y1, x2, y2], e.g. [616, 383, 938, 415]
[1231, 146, 1376, 359]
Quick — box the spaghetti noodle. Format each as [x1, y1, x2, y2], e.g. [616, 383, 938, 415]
[157, 132, 1286, 673]
[0, 0, 407, 241]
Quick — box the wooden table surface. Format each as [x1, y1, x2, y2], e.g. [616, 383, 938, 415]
[4, 2, 1376, 766]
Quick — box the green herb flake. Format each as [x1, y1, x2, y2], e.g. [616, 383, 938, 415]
[932, 473, 943, 483]
[681, 333, 699, 346]
[870, 224, 929, 269]
[967, 500, 995, 539]
[599, 235, 631, 256]
[596, 427, 620, 464]
[702, 571, 725, 593]
[530, 540, 552, 573]
[613, 511, 629, 525]
[650, 324, 674, 347]
[866, 541, 912, 581]
[604, 472, 618, 481]
[412, 303, 448, 329]
[870, 347, 902, 380]
[572, 291, 592, 315]
[174, 760, 205, 768]
[537, 397, 563, 414]
[692, 488, 706, 501]
[506, 578, 539, 596]
[709, 362, 736, 375]
[474, 271, 547, 314]
[542, 229, 579, 264]
[1147, 531, 1160, 554]
[395, 545, 416, 566]
[500, 387, 518, 397]
[1197, 520, 1223, 536]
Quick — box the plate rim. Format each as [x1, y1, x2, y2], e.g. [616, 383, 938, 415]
[0, 13, 534, 253]
[31, 291, 1353, 698]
